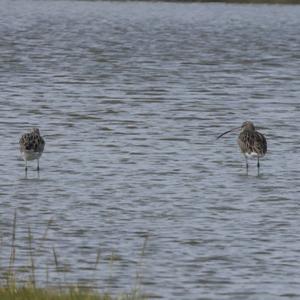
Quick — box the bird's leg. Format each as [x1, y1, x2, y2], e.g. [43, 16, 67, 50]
[245, 156, 248, 170]
[257, 157, 260, 169]
[25, 160, 28, 171]
[37, 159, 40, 171]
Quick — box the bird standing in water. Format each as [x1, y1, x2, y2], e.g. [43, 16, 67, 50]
[19, 128, 45, 171]
[217, 121, 267, 171]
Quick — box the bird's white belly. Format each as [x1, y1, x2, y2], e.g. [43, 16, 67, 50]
[21, 150, 42, 161]
[245, 152, 264, 158]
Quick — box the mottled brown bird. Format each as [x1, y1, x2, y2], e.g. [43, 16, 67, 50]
[217, 121, 267, 170]
[19, 128, 45, 171]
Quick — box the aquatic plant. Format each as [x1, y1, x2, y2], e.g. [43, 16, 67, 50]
[0, 211, 147, 300]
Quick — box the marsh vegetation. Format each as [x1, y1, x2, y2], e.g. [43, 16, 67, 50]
[0, 212, 146, 300]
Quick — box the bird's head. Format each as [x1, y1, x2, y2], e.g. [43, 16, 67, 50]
[217, 121, 256, 139]
[31, 128, 40, 135]
[241, 121, 255, 131]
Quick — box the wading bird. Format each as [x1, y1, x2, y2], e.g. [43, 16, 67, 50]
[19, 128, 45, 171]
[217, 121, 267, 171]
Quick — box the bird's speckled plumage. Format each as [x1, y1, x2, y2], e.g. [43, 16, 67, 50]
[217, 121, 267, 171]
[238, 121, 267, 158]
[19, 128, 45, 170]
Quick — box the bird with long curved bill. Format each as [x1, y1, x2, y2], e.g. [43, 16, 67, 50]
[217, 121, 267, 171]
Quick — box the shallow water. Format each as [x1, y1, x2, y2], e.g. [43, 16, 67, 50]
[1, 0, 300, 299]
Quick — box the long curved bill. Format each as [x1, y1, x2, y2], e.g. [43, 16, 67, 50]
[217, 126, 240, 139]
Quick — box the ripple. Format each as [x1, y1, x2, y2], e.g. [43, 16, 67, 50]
[1, 1, 300, 299]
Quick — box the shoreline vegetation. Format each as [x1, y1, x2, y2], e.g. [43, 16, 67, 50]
[0, 212, 147, 300]
[0, 288, 145, 300]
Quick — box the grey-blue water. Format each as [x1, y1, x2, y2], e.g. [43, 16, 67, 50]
[1, 0, 300, 299]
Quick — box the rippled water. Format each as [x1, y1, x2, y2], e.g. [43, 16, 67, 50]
[1, 0, 300, 299]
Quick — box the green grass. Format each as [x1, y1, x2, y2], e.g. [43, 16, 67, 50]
[0, 211, 147, 300]
[0, 286, 145, 300]
[0, 286, 128, 300]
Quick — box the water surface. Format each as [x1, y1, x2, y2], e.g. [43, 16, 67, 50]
[0, 1, 300, 299]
